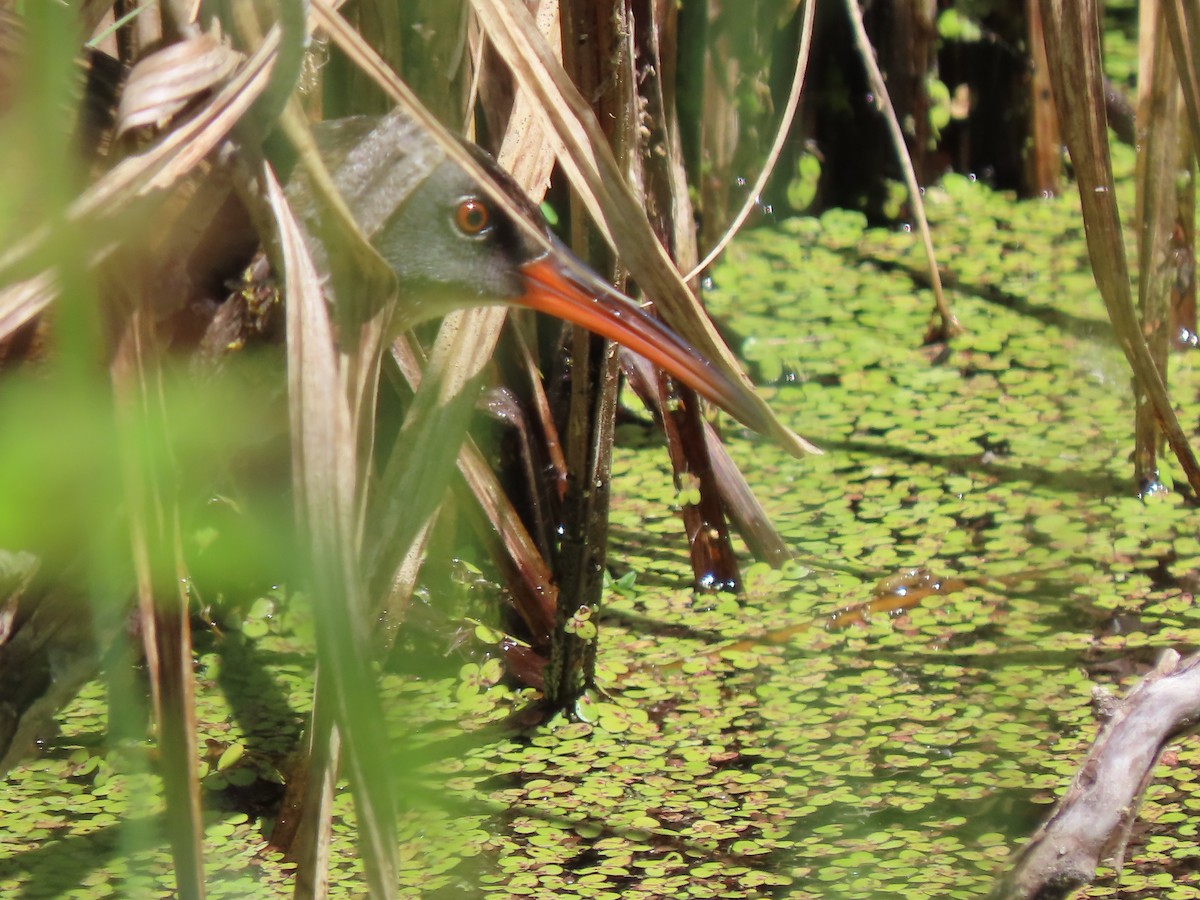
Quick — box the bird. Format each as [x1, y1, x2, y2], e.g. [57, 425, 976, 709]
[284, 106, 773, 436]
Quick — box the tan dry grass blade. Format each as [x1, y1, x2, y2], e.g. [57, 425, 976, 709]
[844, 0, 958, 341]
[116, 27, 241, 135]
[0, 22, 277, 333]
[377, 339, 558, 642]
[0, 0, 351, 335]
[267, 165, 398, 900]
[493, 0, 561, 190]
[470, 0, 817, 458]
[1163, 0, 1200, 156]
[270, 97, 400, 880]
[48, 27, 274, 217]
[456, 435, 558, 635]
[268, 16, 538, 874]
[274, 100, 399, 521]
[0, 273, 55, 342]
[1039, 0, 1200, 494]
[1133, 3, 1185, 486]
[276, 102, 498, 892]
[703, 422, 791, 565]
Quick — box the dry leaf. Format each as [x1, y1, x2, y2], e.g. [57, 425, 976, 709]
[117, 26, 242, 136]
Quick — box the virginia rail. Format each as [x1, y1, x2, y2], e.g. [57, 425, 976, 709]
[287, 108, 768, 433]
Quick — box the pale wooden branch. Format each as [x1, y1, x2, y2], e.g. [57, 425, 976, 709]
[992, 649, 1200, 900]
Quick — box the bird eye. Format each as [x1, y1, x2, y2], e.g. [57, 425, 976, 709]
[454, 198, 490, 236]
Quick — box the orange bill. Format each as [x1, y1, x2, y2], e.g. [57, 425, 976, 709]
[517, 253, 771, 435]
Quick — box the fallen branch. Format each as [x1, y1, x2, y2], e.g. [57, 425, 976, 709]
[991, 649, 1200, 899]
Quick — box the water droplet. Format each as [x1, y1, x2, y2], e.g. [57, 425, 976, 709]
[1139, 478, 1168, 500]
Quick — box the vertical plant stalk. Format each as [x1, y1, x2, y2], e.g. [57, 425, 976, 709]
[321, 0, 404, 118]
[694, 4, 737, 247]
[1159, 0, 1200, 346]
[270, 164, 398, 900]
[702, 421, 791, 565]
[1025, 0, 1062, 196]
[1162, 0, 1200, 156]
[545, 333, 618, 708]
[1133, 1, 1184, 490]
[257, 12, 404, 889]
[844, 0, 959, 341]
[632, 0, 742, 592]
[1039, 0, 1200, 495]
[869, 0, 938, 187]
[281, 671, 340, 899]
[111, 326, 206, 900]
[543, 0, 625, 707]
[1170, 133, 1197, 349]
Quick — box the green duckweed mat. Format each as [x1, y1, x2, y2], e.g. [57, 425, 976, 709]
[5, 152, 1200, 898]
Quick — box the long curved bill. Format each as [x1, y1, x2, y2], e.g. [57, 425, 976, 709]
[517, 252, 771, 435]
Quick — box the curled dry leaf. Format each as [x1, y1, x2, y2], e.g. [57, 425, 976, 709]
[117, 26, 242, 136]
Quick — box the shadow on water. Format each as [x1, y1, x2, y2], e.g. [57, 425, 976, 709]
[811, 436, 1127, 497]
[826, 245, 1110, 343]
[206, 629, 305, 741]
[777, 788, 1047, 892]
[194, 624, 306, 821]
[6, 815, 164, 899]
